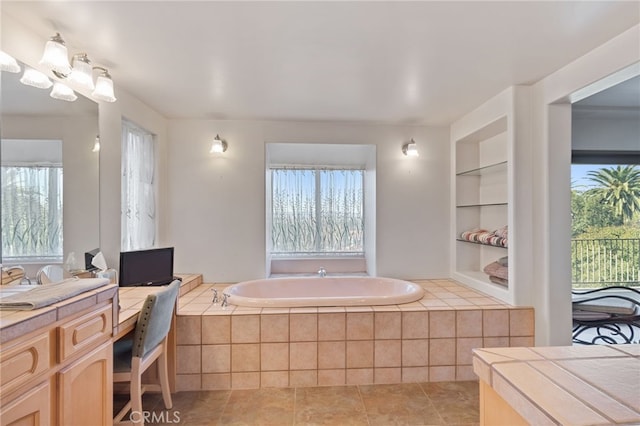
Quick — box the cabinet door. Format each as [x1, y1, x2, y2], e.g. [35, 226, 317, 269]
[0, 379, 51, 426]
[58, 341, 113, 426]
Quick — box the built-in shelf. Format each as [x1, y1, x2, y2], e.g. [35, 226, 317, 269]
[456, 202, 507, 208]
[456, 239, 508, 249]
[451, 86, 532, 306]
[456, 161, 507, 177]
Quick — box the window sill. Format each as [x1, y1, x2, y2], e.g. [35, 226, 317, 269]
[270, 256, 367, 275]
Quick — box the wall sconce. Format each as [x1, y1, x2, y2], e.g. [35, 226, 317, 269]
[210, 134, 228, 153]
[92, 135, 101, 152]
[0, 51, 20, 73]
[402, 138, 419, 157]
[21, 32, 117, 103]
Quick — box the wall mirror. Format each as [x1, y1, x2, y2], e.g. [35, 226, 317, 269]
[1, 60, 100, 275]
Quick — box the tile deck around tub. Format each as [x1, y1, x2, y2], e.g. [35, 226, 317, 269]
[175, 279, 534, 391]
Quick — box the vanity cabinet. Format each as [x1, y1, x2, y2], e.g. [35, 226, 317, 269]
[0, 379, 52, 426]
[58, 341, 112, 425]
[0, 287, 116, 426]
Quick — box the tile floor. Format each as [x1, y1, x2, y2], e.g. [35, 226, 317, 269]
[115, 380, 479, 425]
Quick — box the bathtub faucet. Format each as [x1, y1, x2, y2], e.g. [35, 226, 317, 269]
[317, 267, 327, 277]
[221, 293, 230, 307]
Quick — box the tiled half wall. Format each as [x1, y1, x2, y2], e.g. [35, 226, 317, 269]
[175, 280, 534, 390]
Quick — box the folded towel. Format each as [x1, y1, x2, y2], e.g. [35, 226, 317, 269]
[0, 278, 110, 310]
[488, 276, 508, 287]
[483, 261, 508, 281]
[459, 227, 508, 248]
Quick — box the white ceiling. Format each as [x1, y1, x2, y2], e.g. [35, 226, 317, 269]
[2, 1, 639, 125]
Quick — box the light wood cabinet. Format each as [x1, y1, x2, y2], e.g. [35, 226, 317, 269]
[1, 296, 115, 426]
[58, 341, 112, 426]
[0, 379, 52, 426]
[58, 304, 112, 362]
[479, 380, 528, 425]
[0, 333, 51, 396]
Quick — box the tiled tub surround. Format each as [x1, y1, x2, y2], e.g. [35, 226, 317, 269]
[175, 279, 534, 391]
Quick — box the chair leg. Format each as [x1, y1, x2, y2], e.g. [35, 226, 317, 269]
[158, 342, 173, 409]
[131, 359, 144, 426]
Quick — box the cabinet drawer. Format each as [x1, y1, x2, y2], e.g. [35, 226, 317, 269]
[58, 304, 112, 362]
[0, 332, 51, 393]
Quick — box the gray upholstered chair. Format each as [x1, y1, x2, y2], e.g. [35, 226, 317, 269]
[113, 279, 181, 425]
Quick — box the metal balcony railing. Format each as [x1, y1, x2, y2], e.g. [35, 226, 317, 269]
[572, 238, 640, 287]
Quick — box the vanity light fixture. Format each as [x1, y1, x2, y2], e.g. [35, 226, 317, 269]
[30, 32, 117, 103]
[20, 67, 53, 89]
[92, 135, 101, 152]
[402, 138, 419, 157]
[50, 82, 77, 102]
[210, 134, 228, 153]
[0, 51, 20, 73]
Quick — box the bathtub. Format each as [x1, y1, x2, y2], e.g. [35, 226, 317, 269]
[224, 276, 424, 308]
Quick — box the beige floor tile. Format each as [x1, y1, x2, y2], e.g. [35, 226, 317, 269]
[218, 388, 295, 425]
[359, 383, 443, 425]
[140, 380, 480, 425]
[168, 390, 230, 423]
[295, 386, 368, 425]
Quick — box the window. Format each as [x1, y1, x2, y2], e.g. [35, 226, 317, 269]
[271, 167, 364, 255]
[121, 121, 156, 251]
[1, 163, 63, 262]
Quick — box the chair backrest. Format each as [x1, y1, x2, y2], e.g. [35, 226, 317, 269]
[36, 265, 66, 284]
[132, 280, 181, 359]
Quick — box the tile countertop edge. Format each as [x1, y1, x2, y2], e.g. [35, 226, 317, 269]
[472, 346, 640, 426]
[0, 283, 118, 344]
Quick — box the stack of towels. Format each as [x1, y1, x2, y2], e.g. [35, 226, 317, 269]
[459, 225, 508, 247]
[483, 256, 508, 286]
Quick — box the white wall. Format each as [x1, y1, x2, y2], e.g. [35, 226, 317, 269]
[530, 24, 640, 345]
[573, 115, 640, 151]
[166, 120, 450, 283]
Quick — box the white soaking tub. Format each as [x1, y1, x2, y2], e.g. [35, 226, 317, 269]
[224, 276, 424, 308]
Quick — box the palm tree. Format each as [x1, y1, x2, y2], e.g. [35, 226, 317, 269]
[587, 165, 640, 224]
